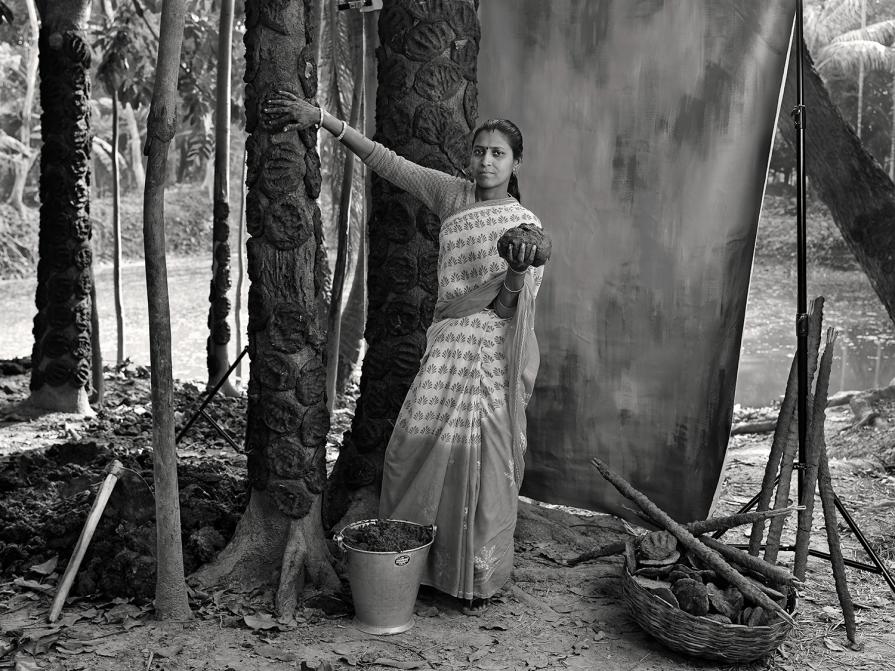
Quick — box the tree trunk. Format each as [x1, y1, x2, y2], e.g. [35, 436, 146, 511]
[10, 0, 39, 216]
[324, 0, 480, 530]
[236, 150, 247, 383]
[889, 72, 895, 182]
[856, 0, 866, 138]
[192, 0, 339, 615]
[112, 91, 125, 364]
[205, 0, 238, 397]
[26, 0, 95, 415]
[334, 9, 377, 397]
[89, 272, 104, 406]
[143, 0, 191, 621]
[783, 41, 895, 328]
[123, 103, 145, 190]
[325, 50, 363, 412]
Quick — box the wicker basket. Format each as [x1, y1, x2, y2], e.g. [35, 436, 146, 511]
[621, 557, 795, 663]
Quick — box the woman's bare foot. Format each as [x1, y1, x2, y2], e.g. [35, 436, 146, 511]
[462, 597, 490, 616]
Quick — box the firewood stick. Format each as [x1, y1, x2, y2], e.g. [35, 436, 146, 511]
[816, 434, 858, 643]
[686, 507, 802, 536]
[764, 299, 825, 563]
[794, 329, 837, 580]
[566, 507, 802, 567]
[749, 298, 824, 556]
[697, 534, 797, 586]
[590, 458, 794, 626]
[49, 460, 124, 623]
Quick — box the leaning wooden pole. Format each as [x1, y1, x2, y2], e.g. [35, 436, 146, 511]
[49, 460, 123, 622]
[816, 432, 858, 644]
[748, 298, 823, 555]
[143, 0, 191, 620]
[764, 298, 825, 563]
[794, 328, 837, 580]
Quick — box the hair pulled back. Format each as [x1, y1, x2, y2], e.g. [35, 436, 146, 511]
[473, 119, 524, 202]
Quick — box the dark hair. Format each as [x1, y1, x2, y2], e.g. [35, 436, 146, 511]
[472, 119, 524, 202]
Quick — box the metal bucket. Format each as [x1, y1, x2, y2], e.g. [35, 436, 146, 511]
[335, 519, 436, 635]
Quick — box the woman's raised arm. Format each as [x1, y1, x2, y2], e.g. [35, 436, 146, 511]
[264, 91, 465, 214]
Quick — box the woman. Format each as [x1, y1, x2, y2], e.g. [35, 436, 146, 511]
[264, 92, 545, 615]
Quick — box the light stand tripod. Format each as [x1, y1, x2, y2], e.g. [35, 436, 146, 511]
[717, 0, 895, 598]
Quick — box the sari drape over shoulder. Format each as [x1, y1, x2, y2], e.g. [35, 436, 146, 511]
[379, 198, 544, 600]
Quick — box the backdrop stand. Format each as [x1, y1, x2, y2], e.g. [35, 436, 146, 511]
[717, 0, 895, 598]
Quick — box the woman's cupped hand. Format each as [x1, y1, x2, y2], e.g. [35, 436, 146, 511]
[262, 90, 319, 132]
[507, 242, 538, 273]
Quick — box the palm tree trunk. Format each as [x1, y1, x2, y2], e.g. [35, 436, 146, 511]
[191, 0, 339, 615]
[325, 0, 480, 530]
[28, 0, 95, 415]
[143, 0, 191, 621]
[205, 0, 238, 397]
[112, 90, 125, 364]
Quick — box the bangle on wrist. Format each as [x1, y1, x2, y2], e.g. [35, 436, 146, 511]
[507, 266, 527, 275]
[502, 282, 523, 294]
[317, 106, 325, 128]
[335, 119, 348, 141]
[496, 296, 517, 311]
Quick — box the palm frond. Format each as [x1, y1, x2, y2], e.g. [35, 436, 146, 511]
[834, 18, 895, 47]
[816, 40, 895, 75]
[805, 0, 861, 52]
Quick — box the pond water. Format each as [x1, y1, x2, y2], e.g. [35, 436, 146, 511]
[1, 257, 894, 407]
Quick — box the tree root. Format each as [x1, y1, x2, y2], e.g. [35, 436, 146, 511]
[190, 490, 340, 617]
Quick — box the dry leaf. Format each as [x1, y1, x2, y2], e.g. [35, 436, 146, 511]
[14, 659, 41, 671]
[154, 644, 183, 658]
[254, 644, 297, 662]
[823, 637, 846, 652]
[29, 557, 58, 576]
[243, 613, 280, 630]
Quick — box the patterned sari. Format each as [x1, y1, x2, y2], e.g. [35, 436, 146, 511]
[379, 198, 544, 600]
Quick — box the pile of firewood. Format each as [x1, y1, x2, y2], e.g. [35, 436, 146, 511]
[580, 458, 798, 628]
[627, 529, 790, 627]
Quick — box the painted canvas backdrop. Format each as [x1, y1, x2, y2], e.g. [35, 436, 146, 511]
[477, 0, 796, 522]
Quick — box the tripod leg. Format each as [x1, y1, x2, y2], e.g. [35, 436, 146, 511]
[749, 299, 824, 556]
[765, 299, 824, 563]
[794, 328, 837, 580]
[817, 432, 858, 645]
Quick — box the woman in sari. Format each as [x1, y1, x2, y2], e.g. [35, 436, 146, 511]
[265, 92, 545, 615]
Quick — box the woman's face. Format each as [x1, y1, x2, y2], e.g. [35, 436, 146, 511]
[469, 130, 519, 192]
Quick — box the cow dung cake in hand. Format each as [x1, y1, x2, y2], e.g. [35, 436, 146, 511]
[497, 223, 552, 267]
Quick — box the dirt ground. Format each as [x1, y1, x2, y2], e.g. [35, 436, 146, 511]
[1, 362, 895, 671]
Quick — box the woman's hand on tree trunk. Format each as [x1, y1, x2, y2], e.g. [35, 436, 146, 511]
[262, 90, 319, 132]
